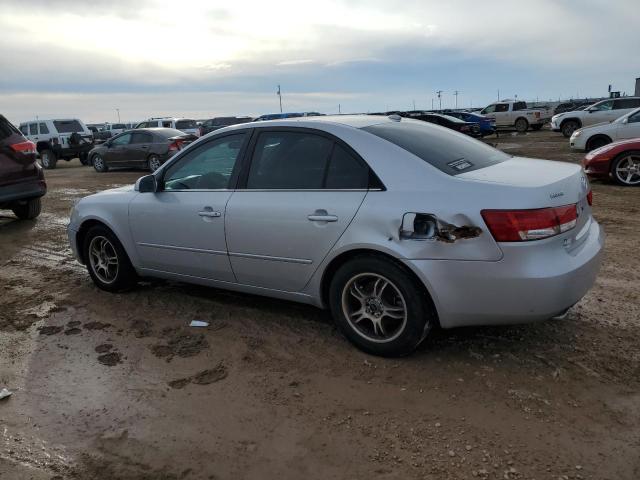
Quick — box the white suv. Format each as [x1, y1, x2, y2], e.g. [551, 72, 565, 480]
[19, 118, 94, 169]
[135, 117, 200, 137]
[551, 97, 640, 137]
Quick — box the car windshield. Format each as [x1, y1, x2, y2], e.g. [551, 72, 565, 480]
[175, 119, 197, 129]
[53, 120, 84, 133]
[362, 121, 510, 175]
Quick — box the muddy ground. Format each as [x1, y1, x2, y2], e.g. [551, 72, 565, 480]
[1, 129, 639, 480]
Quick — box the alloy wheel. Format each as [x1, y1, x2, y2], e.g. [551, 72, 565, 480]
[93, 155, 104, 171]
[88, 236, 119, 284]
[341, 273, 408, 343]
[614, 154, 640, 186]
[148, 155, 161, 172]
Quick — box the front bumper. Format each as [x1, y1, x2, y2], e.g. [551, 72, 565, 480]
[405, 219, 604, 328]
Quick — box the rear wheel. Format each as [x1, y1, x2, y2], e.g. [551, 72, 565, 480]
[611, 151, 640, 186]
[515, 118, 529, 133]
[148, 154, 162, 172]
[92, 153, 108, 172]
[586, 135, 611, 152]
[329, 256, 434, 357]
[11, 197, 41, 220]
[561, 120, 579, 138]
[83, 225, 137, 291]
[40, 149, 57, 169]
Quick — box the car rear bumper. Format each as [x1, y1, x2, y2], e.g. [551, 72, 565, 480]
[0, 179, 47, 206]
[404, 219, 604, 328]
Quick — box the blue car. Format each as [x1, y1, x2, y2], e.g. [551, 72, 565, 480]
[445, 111, 495, 137]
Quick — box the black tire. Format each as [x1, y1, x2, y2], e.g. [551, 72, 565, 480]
[79, 152, 90, 165]
[515, 118, 529, 133]
[561, 120, 580, 138]
[586, 136, 611, 152]
[92, 153, 108, 172]
[328, 255, 434, 357]
[82, 225, 137, 292]
[40, 149, 57, 169]
[531, 124, 543, 131]
[147, 154, 162, 172]
[11, 197, 41, 220]
[610, 150, 640, 187]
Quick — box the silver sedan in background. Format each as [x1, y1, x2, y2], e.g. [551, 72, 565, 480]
[68, 115, 604, 356]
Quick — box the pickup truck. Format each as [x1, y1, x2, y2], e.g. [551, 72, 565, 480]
[479, 100, 548, 133]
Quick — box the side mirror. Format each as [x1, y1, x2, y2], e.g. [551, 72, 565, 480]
[135, 174, 157, 193]
[622, 118, 628, 124]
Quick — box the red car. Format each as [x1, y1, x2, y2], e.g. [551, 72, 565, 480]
[583, 138, 640, 186]
[0, 114, 46, 219]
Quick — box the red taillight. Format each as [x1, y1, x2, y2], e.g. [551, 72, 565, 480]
[10, 140, 36, 154]
[168, 140, 184, 152]
[481, 204, 578, 242]
[587, 190, 593, 206]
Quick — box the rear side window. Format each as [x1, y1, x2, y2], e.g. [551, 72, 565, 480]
[325, 144, 369, 189]
[29, 124, 38, 135]
[39, 123, 49, 134]
[247, 132, 332, 189]
[0, 116, 19, 140]
[512, 102, 527, 111]
[362, 121, 510, 176]
[53, 120, 84, 133]
[175, 120, 197, 129]
[162, 121, 172, 128]
[614, 98, 640, 109]
[130, 132, 152, 144]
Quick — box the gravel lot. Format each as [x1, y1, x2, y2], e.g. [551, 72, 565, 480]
[1, 129, 639, 480]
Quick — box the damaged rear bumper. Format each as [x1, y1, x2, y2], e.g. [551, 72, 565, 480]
[403, 219, 604, 329]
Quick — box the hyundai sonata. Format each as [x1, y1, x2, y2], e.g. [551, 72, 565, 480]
[68, 115, 604, 356]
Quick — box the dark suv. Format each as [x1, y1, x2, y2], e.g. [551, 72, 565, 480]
[0, 115, 46, 219]
[199, 116, 253, 136]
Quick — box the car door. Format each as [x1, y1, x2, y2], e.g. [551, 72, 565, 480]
[128, 132, 249, 281]
[225, 128, 369, 292]
[585, 100, 614, 126]
[105, 132, 132, 165]
[617, 109, 640, 140]
[493, 103, 510, 126]
[126, 131, 153, 167]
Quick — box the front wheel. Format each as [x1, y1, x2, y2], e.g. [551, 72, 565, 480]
[329, 256, 434, 357]
[148, 154, 162, 172]
[12, 197, 41, 220]
[92, 154, 108, 172]
[611, 151, 640, 186]
[83, 225, 137, 292]
[515, 118, 529, 133]
[40, 149, 57, 169]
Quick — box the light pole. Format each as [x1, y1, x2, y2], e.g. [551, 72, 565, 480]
[453, 90, 459, 109]
[436, 90, 443, 111]
[116, 108, 120, 123]
[412, 99, 416, 111]
[277, 85, 283, 113]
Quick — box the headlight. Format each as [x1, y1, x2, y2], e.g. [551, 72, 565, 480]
[572, 130, 582, 138]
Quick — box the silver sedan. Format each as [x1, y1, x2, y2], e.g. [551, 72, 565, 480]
[68, 115, 604, 356]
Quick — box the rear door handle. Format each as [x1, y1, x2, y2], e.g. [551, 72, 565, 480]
[308, 209, 338, 222]
[198, 206, 221, 218]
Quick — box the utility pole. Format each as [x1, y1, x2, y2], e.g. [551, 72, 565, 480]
[431, 98, 434, 110]
[453, 90, 459, 109]
[116, 108, 120, 123]
[277, 85, 283, 113]
[497, 89, 500, 101]
[338, 104, 341, 114]
[412, 99, 416, 110]
[436, 90, 443, 111]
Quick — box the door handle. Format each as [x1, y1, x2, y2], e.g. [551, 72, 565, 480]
[198, 211, 221, 218]
[308, 209, 338, 222]
[141, 145, 149, 149]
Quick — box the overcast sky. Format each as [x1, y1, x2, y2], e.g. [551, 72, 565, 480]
[1, 0, 638, 124]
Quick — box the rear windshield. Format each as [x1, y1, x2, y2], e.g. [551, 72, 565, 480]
[0, 116, 20, 140]
[154, 128, 188, 139]
[362, 121, 510, 175]
[53, 120, 84, 133]
[175, 119, 197, 129]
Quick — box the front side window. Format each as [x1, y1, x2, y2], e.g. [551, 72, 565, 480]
[246, 131, 332, 189]
[39, 123, 49, 134]
[591, 101, 613, 111]
[494, 103, 509, 112]
[29, 123, 38, 135]
[627, 110, 640, 124]
[111, 133, 132, 146]
[163, 133, 246, 190]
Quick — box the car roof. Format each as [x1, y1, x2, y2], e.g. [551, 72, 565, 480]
[19, 118, 82, 124]
[249, 114, 399, 129]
